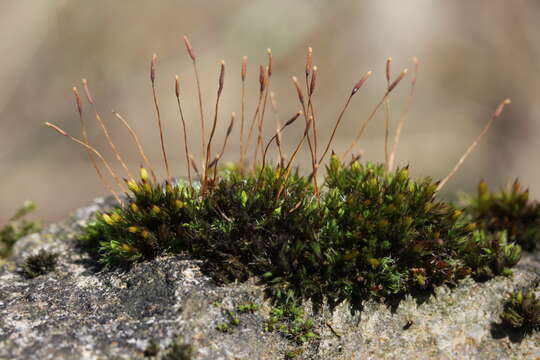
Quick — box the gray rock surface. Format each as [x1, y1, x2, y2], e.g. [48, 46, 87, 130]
[1, 196, 540, 359]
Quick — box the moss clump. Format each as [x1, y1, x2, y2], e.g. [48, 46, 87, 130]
[0, 202, 42, 258]
[161, 342, 194, 360]
[215, 309, 241, 333]
[21, 250, 57, 278]
[80, 159, 518, 309]
[265, 302, 318, 344]
[501, 286, 540, 333]
[463, 230, 521, 281]
[320, 161, 473, 303]
[465, 179, 540, 251]
[143, 339, 194, 360]
[143, 340, 160, 357]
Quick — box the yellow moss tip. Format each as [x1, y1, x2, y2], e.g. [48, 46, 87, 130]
[140, 167, 149, 182]
[121, 244, 133, 252]
[102, 214, 114, 225]
[127, 180, 139, 193]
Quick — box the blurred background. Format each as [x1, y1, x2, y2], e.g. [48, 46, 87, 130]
[1, 0, 539, 224]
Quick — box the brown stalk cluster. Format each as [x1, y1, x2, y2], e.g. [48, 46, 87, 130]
[47, 37, 511, 205]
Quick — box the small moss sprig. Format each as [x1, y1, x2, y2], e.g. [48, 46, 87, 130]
[21, 250, 57, 278]
[465, 179, 540, 251]
[143, 338, 194, 360]
[501, 286, 540, 333]
[0, 202, 42, 258]
[265, 303, 319, 345]
[463, 230, 521, 281]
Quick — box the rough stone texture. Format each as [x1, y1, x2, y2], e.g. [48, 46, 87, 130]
[1, 196, 540, 359]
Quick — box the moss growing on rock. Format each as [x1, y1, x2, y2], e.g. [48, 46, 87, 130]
[0, 202, 42, 259]
[501, 286, 540, 334]
[21, 250, 57, 279]
[143, 338, 194, 360]
[80, 159, 521, 309]
[465, 179, 540, 251]
[42, 40, 519, 314]
[463, 230, 521, 281]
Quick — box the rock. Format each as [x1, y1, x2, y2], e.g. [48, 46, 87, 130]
[1, 196, 540, 359]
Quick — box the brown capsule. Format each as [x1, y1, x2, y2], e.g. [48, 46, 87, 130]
[241, 56, 247, 81]
[386, 57, 392, 86]
[267, 48, 273, 77]
[388, 69, 408, 93]
[81, 78, 94, 105]
[150, 54, 157, 83]
[292, 76, 305, 105]
[305, 47, 313, 77]
[351, 71, 373, 95]
[309, 66, 318, 96]
[285, 111, 302, 127]
[72, 87, 83, 116]
[259, 65, 267, 93]
[183, 35, 196, 61]
[218, 60, 225, 95]
[175, 75, 180, 98]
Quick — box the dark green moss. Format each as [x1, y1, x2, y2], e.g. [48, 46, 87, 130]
[143, 339, 194, 360]
[143, 340, 160, 357]
[465, 179, 540, 251]
[501, 286, 540, 333]
[0, 202, 41, 258]
[320, 160, 473, 303]
[21, 250, 57, 278]
[463, 230, 521, 281]
[81, 160, 522, 309]
[161, 342, 194, 360]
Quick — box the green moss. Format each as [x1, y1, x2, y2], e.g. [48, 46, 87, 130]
[214, 302, 259, 333]
[143, 338, 194, 360]
[237, 302, 259, 313]
[216, 310, 241, 332]
[21, 250, 57, 278]
[465, 179, 540, 251]
[501, 286, 540, 333]
[463, 230, 521, 281]
[161, 342, 194, 360]
[264, 302, 318, 344]
[0, 202, 42, 258]
[81, 159, 523, 309]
